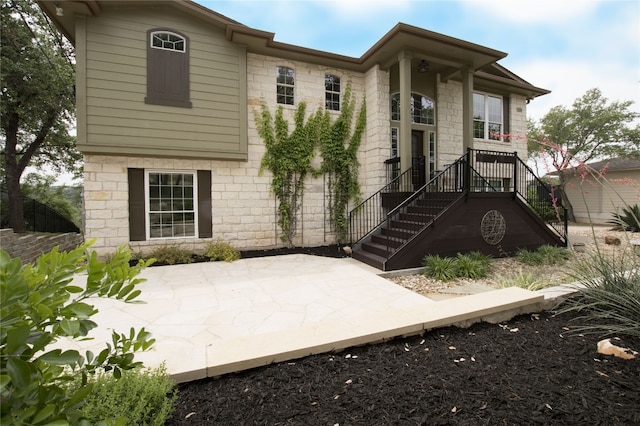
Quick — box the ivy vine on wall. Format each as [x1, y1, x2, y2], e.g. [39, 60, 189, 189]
[255, 81, 366, 246]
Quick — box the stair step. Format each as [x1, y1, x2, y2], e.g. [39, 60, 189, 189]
[351, 249, 386, 270]
[381, 227, 413, 240]
[371, 234, 404, 249]
[361, 241, 396, 258]
[399, 212, 434, 223]
[390, 220, 424, 231]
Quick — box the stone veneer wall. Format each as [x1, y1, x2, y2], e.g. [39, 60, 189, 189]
[0, 228, 84, 264]
[83, 55, 378, 257]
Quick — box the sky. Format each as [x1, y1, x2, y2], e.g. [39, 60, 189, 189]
[198, 0, 640, 122]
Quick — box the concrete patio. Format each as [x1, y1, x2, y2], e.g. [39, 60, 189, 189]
[61, 254, 560, 383]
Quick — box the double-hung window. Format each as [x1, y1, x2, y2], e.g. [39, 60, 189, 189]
[325, 74, 340, 111]
[147, 171, 197, 238]
[473, 93, 503, 141]
[276, 66, 295, 105]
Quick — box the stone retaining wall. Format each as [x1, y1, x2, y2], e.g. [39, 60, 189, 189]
[0, 228, 84, 264]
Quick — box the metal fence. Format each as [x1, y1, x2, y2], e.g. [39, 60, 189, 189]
[1, 190, 80, 233]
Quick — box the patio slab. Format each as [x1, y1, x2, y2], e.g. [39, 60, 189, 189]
[58, 254, 544, 383]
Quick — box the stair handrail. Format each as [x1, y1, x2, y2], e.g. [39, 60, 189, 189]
[348, 162, 422, 246]
[512, 156, 568, 244]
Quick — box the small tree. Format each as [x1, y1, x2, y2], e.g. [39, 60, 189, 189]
[0, 242, 155, 425]
[1, 0, 81, 232]
[528, 88, 640, 221]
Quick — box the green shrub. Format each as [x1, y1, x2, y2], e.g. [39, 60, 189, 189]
[77, 365, 176, 426]
[557, 250, 640, 338]
[204, 239, 240, 262]
[608, 204, 640, 232]
[516, 245, 570, 266]
[423, 255, 457, 282]
[423, 253, 493, 281]
[497, 270, 551, 291]
[0, 242, 155, 425]
[454, 253, 491, 279]
[146, 245, 193, 265]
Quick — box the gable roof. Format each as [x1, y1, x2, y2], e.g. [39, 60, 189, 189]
[38, 0, 549, 99]
[581, 157, 640, 172]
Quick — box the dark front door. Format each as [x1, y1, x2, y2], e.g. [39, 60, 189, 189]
[412, 130, 426, 189]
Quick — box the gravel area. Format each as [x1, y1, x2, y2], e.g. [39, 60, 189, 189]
[388, 225, 636, 297]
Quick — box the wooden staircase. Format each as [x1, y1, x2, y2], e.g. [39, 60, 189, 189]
[348, 149, 568, 271]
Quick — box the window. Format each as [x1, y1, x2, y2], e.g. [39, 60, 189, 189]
[276, 66, 295, 105]
[146, 29, 191, 108]
[390, 93, 435, 125]
[127, 169, 212, 241]
[325, 74, 340, 111]
[390, 127, 398, 157]
[147, 172, 196, 238]
[473, 92, 503, 141]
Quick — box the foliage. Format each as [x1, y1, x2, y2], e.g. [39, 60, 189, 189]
[497, 270, 551, 291]
[255, 81, 366, 246]
[0, 242, 156, 425]
[204, 239, 240, 262]
[77, 365, 176, 426]
[423, 252, 492, 282]
[527, 88, 640, 221]
[256, 102, 319, 247]
[608, 204, 640, 232]
[317, 82, 367, 242]
[557, 250, 640, 338]
[423, 255, 457, 282]
[516, 245, 570, 266]
[1, 0, 81, 232]
[19, 173, 81, 226]
[144, 245, 193, 265]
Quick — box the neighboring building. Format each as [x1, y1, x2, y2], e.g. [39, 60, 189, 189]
[41, 1, 557, 268]
[561, 158, 640, 224]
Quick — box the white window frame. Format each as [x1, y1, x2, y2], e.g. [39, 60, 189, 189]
[150, 31, 186, 52]
[276, 66, 295, 105]
[390, 92, 435, 125]
[325, 74, 341, 111]
[145, 170, 198, 240]
[473, 92, 503, 141]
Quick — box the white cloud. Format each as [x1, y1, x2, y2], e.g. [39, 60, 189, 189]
[462, 0, 601, 23]
[513, 59, 640, 122]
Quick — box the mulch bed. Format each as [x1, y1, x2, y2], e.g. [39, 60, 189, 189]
[167, 310, 640, 425]
[240, 244, 348, 259]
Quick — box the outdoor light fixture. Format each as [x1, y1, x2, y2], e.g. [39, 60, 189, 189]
[417, 59, 429, 73]
[54, 2, 64, 16]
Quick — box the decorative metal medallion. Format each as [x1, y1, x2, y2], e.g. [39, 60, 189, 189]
[480, 210, 506, 245]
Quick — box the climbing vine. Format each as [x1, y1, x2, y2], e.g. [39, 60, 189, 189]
[318, 82, 367, 242]
[255, 81, 366, 246]
[256, 102, 318, 246]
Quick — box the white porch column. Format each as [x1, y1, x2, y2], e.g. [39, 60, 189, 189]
[398, 52, 412, 175]
[462, 66, 474, 152]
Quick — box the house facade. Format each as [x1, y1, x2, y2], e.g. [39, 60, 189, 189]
[41, 0, 549, 258]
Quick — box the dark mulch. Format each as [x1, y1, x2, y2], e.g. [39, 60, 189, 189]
[240, 244, 348, 259]
[168, 310, 640, 425]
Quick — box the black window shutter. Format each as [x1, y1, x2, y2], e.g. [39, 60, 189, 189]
[128, 168, 146, 241]
[197, 170, 212, 238]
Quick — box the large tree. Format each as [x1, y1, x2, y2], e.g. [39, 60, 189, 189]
[1, 0, 80, 232]
[528, 88, 640, 221]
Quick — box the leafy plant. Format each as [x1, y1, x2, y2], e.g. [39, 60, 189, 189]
[460, 251, 493, 277]
[77, 365, 176, 426]
[0, 242, 156, 425]
[145, 245, 193, 265]
[497, 270, 550, 291]
[256, 102, 318, 246]
[516, 245, 570, 266]
[318, 82, 367, 242]
[557, 250, 640, 338]
[204, 240, 240, 262]
[423, 255, 458, 282]
[608, 204, 640, 232]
